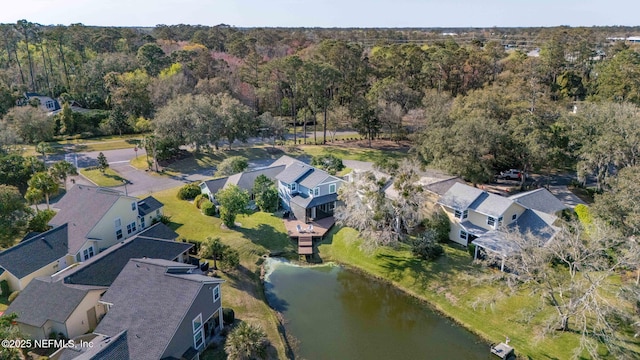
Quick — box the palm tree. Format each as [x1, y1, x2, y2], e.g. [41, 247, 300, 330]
[25, 187, 44, 212]
[27, 172, 58, 210]
[35, 142, 53, 167]
[49, 160, 77, 190]
[198, 237, 226, 270]
[224, 322, 269, 360]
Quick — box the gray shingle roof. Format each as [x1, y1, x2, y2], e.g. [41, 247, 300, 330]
[5, 277, 106, 328]
[509, 188, 567, 215]
[276, 163, 313, 184]
[269, 155, 301, 168]
[226, 165, 285, 191]
[424, 177, 464, 196]
[438, 183, 484, 210]
[470, 192, 516, 217]
[0, 224, 68, 279]
[298, 168, 338, 189]
[136, 222, 179, 241]
[511, 209, 557, 240]
[61, 235, 192, 287]
[201, 177, 228, 195]
[58, 332, 130, 360]
[290, 193, 338, 209]
[460, 221, 489, 236]
[95, 259, 223, 360]
[50, 185, 132, 255]
[137, 196, 163, 216]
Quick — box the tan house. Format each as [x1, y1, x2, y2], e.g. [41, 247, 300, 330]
[5, 277, 107, 340]
[0, 224, 68, 292]
[438, 183, 566, 269]
[49, 185, 164, 265]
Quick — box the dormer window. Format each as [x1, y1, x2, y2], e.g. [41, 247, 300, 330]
[454, 209, 468, 220]
[289, 183, 297, 192]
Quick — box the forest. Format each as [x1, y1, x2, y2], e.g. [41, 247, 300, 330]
[0, 21, 639, 236]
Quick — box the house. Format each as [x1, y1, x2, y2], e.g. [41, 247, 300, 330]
[0, 224, 69, 292]
[4, 277, 107, 340]
[20, 92, 61, 113]
[137, 196, 165, 230]
[4, 224, 191, 343]
[49, 185, 164, 264]
[92, 258, 225, 360]
[276, 157, 345, 223]
[57, 223, 190, 287]
[51, 331, 129, 360]
[438, 183, 565, 265]
[200, 165, 286, 202]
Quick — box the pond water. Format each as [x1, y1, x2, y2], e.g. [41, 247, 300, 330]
[264, 259, 492, 360]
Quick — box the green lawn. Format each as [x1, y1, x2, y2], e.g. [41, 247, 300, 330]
[79, 168, 127, 187]
[151, 187, 293, 359]
[21, 134, 144, 157]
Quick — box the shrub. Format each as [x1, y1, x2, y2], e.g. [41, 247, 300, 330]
[28, 209, 56, 232]
[225, 322, 269, 360]
[0, 280, 9, 296]
[177, 183, 201, 200]
[219, 248, 240, 271]
[201, 200, 216, 216]
[223, 308, 235, 325]
[216, 156, 249, 176]
[412, 229, 444, 260]
[194, 194, 206, 209]
[423, 210, 450, 243]
[311, 154, 345, 175]
[8, 291, 20, 303]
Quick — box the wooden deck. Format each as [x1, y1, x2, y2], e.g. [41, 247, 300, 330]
[283, 216, 335, 239]
[283, 217, 336, 257]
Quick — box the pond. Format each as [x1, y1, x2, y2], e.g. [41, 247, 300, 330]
[264, 258, 492, 360]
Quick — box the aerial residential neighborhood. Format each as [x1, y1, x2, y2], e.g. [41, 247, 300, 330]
[1, 2, 640, 360]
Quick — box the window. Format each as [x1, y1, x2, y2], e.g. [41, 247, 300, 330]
[192, 314, 202, 332]
[45, 100, 55, 109]
[308, 188, 313, 196]
[487, 216, 496, 226]
[114, 218, 121, 228]
[454, 210, 468, 220]
[131, 202, 137, 211]
[140, 216, 145, 229]
[290, 182, 297, 191]
[116, 229, 123, 240]
[155, 210, 160, 217]
[511, 214, 517, 221]
[314, 187, 319, 196]
[459, 230, 468, 240]
[83, 246, 94, 260]
[126, 222, 137, 235]
[498, 216, 503, 226]
[193, 314, 204, 349]
[329, 184, 336, 194]
[213, 285, 220, 302]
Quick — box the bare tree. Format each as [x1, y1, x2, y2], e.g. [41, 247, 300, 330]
[480, 222, 640, 359]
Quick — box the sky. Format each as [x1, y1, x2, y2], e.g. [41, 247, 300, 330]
[1, 0, 639, 28]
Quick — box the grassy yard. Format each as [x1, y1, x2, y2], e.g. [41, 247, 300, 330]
[79, 168, 127, 187]
[131, 143, 407, 178]
[151, 187, 294, 359]
[21, 134, 143, 157]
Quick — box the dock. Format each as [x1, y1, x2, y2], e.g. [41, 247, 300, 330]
[490, 342, 515, 359]
[283, 217, 335, 257]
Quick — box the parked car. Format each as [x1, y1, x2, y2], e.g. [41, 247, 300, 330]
[498, 169, 525, 180]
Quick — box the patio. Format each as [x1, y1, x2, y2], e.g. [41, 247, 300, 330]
[283, 216, 336, 239]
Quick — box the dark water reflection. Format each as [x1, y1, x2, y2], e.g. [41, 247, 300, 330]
[264, 259, 491, 360]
